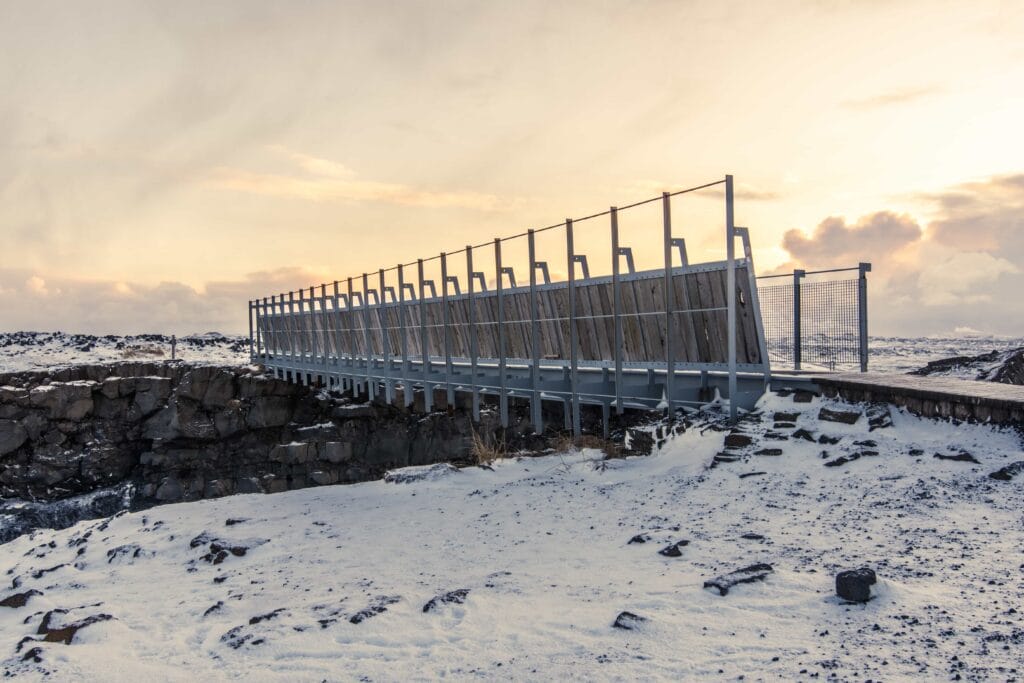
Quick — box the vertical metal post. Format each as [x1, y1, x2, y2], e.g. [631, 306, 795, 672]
[495, 238, 508, 428]
[528, 230, 542, 431]
[287, 291, 296, 364]
[441, 252, 454, 407]
[611, 208, 624, 416]
[662, 192, 675, 418]
[725, 175, 738, 422]
[398, 264, 411, 407]
[858, 262, 871, 372]
[332, 282, 341, 383]
[467, 246, 480, 421]
[308, 286, 319, 376]
[248, 300, 255, 362]
[793, 269, 805, 371]
[269, 295, 278, 362]
[347, 277, 355, 392]
[361, 273, 373, 398]
[566, 219, 581, 438]
[379, 269, 392, 403]
[258, 297, 267, 361]
[320, 284, 330, 378]
[418, 258, 431, 412]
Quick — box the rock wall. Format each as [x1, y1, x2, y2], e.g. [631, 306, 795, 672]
[0, 362, 526, 505]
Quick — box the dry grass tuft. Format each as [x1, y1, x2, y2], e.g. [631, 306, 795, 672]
[550, 433, 623, 459]
[470, 429, 506, 466]
[120, 344, 165, 359]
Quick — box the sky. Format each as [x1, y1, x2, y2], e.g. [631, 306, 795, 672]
[1, 0, 1023, 337]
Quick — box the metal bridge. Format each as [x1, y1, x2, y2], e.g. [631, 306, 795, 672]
[246, 175, 869, 436]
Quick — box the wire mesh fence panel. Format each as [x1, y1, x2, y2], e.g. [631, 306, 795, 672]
[757, 281, 795, 368]
[757, 271, 864, 372]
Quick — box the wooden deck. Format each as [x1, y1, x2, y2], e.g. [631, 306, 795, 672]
[813, 372, 1024, 424]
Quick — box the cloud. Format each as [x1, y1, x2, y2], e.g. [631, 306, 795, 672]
[625, 179, 780, 201]
[209, 148, 505, 211]
[781, 211, 922, 268]
[0, 266, 330, 335]
[842, 85, 942, 109]
[775, 173, 1024, 336]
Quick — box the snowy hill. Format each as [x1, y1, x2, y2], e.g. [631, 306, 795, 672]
[2, 393, 1022, 680]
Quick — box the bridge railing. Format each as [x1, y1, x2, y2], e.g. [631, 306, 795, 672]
[756, 264, 871, 373]
[248, 175, 771, 434]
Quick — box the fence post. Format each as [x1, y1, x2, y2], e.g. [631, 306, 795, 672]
[793, 269, 805, 371]
[362, 273, 375, 399]
[440, 252, 453, 408]
[566, 219, 581, 438]
[418, 258, 431, 412]
[662, 192, 675, 419]
[397, 265, 411, 407]
[725, 175, 737, 422]
[467, 245, 480, 421]
[495, 239, 508, 428]
[528, 230, 542, 431]
[378, 269, 392, 403]
[611, 208, 623, 416]
[858, 262, 871, 372]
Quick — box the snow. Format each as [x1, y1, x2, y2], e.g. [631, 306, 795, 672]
[2, 393, 1022, 680]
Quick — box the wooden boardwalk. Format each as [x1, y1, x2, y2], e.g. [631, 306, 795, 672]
[813, 372, 1024, 424]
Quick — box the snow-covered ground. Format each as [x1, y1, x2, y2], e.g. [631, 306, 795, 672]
[2, 393, 1021, 680]
[0, 332, 248, 374]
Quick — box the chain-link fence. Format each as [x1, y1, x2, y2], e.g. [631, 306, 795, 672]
[756, 264, 870, 372]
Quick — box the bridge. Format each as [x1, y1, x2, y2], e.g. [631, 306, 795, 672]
[246, 176, 870, 436]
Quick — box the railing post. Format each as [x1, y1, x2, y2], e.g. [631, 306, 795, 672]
[494, 238, 508, 428]
[725, 175, 737, 422]
[379, 269, 392, 403]
[397, 264, 411, 407]
[662, 192, 675, 419]
[287, 291, 296, 365]
[332, 282, 341, 384]
[611, 207, 624, 416]
[308, 286, 319, 379]
[566, 218, 581, 438]
[418, 258, 431, 412]
[248, 300, 255, 363]
[441, 252, 453, 407]
[258, 297, 267, 362]
[361, 273, 373, 398]
[467, 245, 480, 421]
[858, 262, 871, 372]
[528, 230, 542, 432]
[793, 269, 805, 371]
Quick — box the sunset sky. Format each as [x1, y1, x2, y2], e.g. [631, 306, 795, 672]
[1, 0, 1022, 336]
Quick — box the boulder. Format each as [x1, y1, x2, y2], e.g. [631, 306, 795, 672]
[246, 396, 294, 428]
[155, 477, 184, 502]
[818, 407, 861, 425]
[989, 461, 1024, 481]
[0, 420, 28, 456]
[322, 441, 353, 464]
[612, 611, 647, 630]
[835, 567, 876, 602]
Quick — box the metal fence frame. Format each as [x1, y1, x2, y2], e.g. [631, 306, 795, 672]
[756, 263, 871, 372]
[249, 175, 773, 433]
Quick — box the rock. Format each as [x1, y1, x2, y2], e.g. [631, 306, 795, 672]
[155, 477, 184, 502]
[989, 461, 1024, 481]
[350, 596, 400, 624]
[754, 448, 783, 456]
[612, 611, 647, 630]
[818, 407, 861, 425]
[423, 588, 470, 613]
[309, 470, 337, 486]
[36, 611, 114, 644]
[740, 533, 765, 541]
[819, 435, 841, 445]
[0, 419, 28, 456]
[322, 441, 353, 464]
[792, 429, 816, 442]
[724, 433, 753, 448]
[658, 540, 690, 557]
[270, 442, 314, 464]
[0, 589, 42, 608]
[246, 396, 294, 428]
[866, 403, 893, 430]
[836, 567, 876, 602]
[934, 452, 980, 464]
[792, 390, 815, 403]
[738, 471, 766, 479]
[628, 534, 651, 544]
[703, 563, 773, 596]
[384, 463, 459, 484]
[774, 412, 799, 422]
[824, 454, 860, 468]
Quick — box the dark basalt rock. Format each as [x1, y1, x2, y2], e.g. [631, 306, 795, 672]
[0, 589, 42, 609]
[836, 567, 877, 603]
[612, 611, 647, 630]
[350, 596, 400, 624]
[792, 429, 817, 442]
[658, 540, 690, 557]
[754, 448, 783, 456]
[703, 563, 773, 596]
[934, 452, 980, 464]
[989, 461, 1024, 481]
[423, 589, 470, 613]
[819, 408, 861, 425]
[724, 433, 753, 449]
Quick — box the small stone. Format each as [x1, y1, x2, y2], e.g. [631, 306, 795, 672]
[934, 452, 980, 464]
[792, 390, 815, 403]
[724, 434, 753, 448]
[792, 429, 816, 442]
[836, 567, 876, 602]
[754, 448, 783, 456]
[423, 589, 470, 613]
[612, 611, 647, 630]
[819, 435, 840, 445]
[0, 590, 42, 609]
[818, 408, 861, 425]
[658, 540, 690, 557]
[989, 461, 1024, 481]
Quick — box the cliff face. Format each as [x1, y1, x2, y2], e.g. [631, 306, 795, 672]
[0, 362, 516, 504]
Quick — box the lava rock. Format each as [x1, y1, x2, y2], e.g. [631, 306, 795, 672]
[423, 589, 470, 613]
[612, 611, 647, 630]
[658, 540, 690, 557]
[754, 448, 783, 456]
[819, 407, 861, 425]
[792, 429, 817, 442]
[989, 461, 1024, 481]
[934, 452, 980, 464]
[836, 567, 877, 602]
[0, 589, 42, 609]
[703, 563, 773, 596]
[724, 433, 753, 448]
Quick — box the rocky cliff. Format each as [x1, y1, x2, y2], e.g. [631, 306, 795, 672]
[0, 362, 524, 506]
